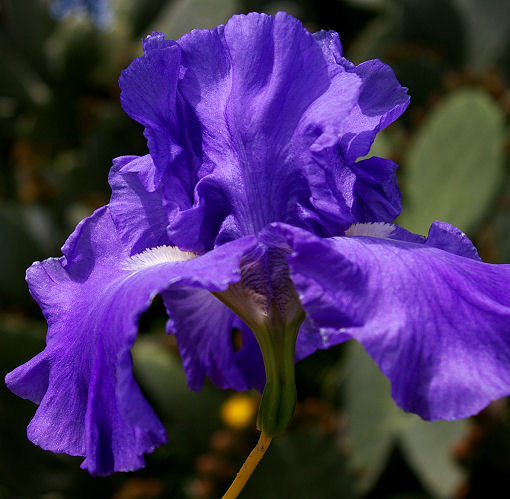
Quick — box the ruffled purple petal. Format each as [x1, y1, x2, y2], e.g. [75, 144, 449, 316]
[312, 30, 346, 67]
[169, 12, 360, 248]
[303, 154, 403, 234]
[5, 207, 256, 475]
[295, 317, 351, 362]
[352, 156, 401, 222]
[119, 12, 408, 252]
[339, 60, 410, 164]
[426, 221, 481, 260]
[162, 287, 265, 392]
[313, 29, 410, 163]
[119, 34, 183, 189]
[264, 222, 510, 421]
[108, 155, 171, 252]
[344, 220, 481, 260]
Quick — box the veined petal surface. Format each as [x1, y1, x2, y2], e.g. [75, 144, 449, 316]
[313, 29, 410, 162]
[162, 286, 265, 392]
[263, 222, 510, 421]
[5, 207, 257, 475]
[108, 155, 171, 252]
[119, 12, 409, 252]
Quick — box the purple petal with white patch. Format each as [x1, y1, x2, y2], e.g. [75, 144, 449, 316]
[5, 207, 257, 475]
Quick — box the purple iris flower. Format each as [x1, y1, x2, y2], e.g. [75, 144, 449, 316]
[6, 12, 510, 476]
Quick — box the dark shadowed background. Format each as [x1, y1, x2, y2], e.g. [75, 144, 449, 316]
[1, 0, 510, 498]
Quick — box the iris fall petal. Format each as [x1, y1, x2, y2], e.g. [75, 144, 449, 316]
[6, 207, 257, 474]
[265, 222, 510, 420]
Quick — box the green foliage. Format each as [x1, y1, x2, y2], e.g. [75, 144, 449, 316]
[342, 341, 408, 493]
[493, 178, 510, 262]
[342, 342, 467, 498]
[400, 417, 466, 498]
[399, 88, 506, 236]
[455, 0, 510, 70]
[339, 0, 388, 11]
[349, 0, 467, 105]
[0, 204, 47, 307]
[401, 0, 466, 68]
[152, 0, 241, 40]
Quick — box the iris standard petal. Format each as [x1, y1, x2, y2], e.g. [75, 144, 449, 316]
[340, 60, 410, 164]
[264, 222, 510, 421]
[108, 155, 171, 253]
[351, 156, 401, 223]
[304, 153, 402, 235]
[312, 30, 345, 66]
[313, 29, 410, 163]
[119, 12, 409, 252]
[172, 12, 360, 246]
[119, 34, 183, 189]
[5, 206, 257, 475]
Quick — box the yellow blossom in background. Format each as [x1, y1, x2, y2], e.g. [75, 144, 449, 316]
[220, 394, 257, 430]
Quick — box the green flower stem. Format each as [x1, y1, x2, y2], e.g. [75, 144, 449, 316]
[212, 284, 305, 436]
[253, 300, 303, 436]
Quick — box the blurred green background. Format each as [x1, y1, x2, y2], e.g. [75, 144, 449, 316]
[1, 0, 510, 498]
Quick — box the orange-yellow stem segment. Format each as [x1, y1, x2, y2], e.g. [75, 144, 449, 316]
[222, 432, 272, 499]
